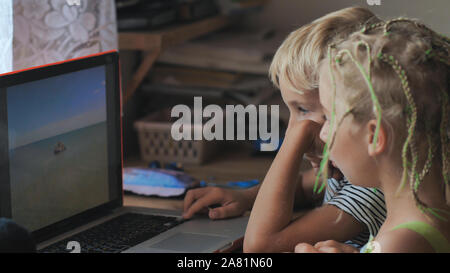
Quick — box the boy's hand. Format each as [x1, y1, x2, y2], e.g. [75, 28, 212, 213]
[286, 119, 323, 160]
[295, 240, 359, 253]
[293, 120, 343, 180]
[182, 187, 255, 220]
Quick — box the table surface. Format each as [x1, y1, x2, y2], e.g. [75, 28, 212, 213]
[123, 148, 275, 211]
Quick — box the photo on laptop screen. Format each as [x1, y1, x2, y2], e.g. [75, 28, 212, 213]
[6, 65, 110, 232]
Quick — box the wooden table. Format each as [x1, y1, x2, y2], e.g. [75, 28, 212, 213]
[119, 16, 231, 103]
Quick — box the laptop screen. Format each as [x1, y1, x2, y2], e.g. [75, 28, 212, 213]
[0, 52, 122, 238]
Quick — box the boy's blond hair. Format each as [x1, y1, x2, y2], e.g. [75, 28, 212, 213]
[269, 7, 379, 93]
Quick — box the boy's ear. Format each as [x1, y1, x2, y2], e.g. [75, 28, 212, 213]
[367, 120, 387, 156]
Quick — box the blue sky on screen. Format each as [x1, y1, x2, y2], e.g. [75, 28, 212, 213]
[7, 65, 106, 149]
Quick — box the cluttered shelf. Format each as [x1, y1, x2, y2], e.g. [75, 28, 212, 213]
[119, 1, 281, 211]
[119, 15, 232, 103]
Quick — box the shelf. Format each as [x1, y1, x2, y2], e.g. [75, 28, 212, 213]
[119, 16, 231, 51]
[119, 15, 231, 103]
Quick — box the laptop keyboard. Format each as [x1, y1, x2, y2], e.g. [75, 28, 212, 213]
[39, 213, 183, 253]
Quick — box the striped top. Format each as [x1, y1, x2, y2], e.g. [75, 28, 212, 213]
[323, 177, 387, 249]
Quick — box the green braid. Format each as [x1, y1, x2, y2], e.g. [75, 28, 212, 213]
[406, 113, 419, 200]
[415, 134, 437, 191]
[363, 18, 450, 67]
[378, 53, 418, 195]
[358, 41, 372, 78]
[378, 52, 449, 220]
[384, 18, 450, 45]
[361, 22, 385, 34]
[383, 18, 412, 34]
[313, 46, 338, 194]
[336, 48, 382, 152]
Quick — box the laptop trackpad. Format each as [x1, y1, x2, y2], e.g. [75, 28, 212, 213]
[150, 232, 229, 252]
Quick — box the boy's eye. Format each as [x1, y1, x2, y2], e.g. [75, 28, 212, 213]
[297, 106, 309, 113]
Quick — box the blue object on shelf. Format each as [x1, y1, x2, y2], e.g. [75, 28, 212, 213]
[123, 167, 198, 197]
[148, 160, 161, 169]
[200, 179, 259, 189]
[147, 160, 184, 172]
[164, 162, 184, 172]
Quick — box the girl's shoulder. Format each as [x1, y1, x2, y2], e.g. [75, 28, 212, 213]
[375, 221, 450, 253]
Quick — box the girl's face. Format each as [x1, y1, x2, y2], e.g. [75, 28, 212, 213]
[318, 65, 379, 188]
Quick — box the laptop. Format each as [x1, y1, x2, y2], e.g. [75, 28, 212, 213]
[0, 51, 248, 253]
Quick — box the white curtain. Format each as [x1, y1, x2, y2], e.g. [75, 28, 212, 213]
[0, 0, 13, 74]
[13, 0, 118, 70]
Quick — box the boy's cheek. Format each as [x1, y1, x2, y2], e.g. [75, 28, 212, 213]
[319, 127, 328, 143]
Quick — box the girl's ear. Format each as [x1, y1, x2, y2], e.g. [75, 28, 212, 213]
[367, 120, 387, 156]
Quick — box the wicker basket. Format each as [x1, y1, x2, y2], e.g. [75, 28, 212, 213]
[134, 110, 220, 165]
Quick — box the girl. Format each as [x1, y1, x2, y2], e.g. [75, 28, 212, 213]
[296, 18, 450, 253]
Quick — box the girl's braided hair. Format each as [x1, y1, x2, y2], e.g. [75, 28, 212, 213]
[315, 18, 450, 220]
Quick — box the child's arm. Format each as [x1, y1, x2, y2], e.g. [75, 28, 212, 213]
[182, 166, 320, 220]
[243, 120, 365, 253]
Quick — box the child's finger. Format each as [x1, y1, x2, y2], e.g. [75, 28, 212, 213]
[315, 246, 342, 253]
[208, 202, 243, 220]
[182, 192, 221, 219]
[183, 188, 208, 213]
[314, 240, 338, 248]
[315, 240, 358, 253]
[294, 243, 321, 253]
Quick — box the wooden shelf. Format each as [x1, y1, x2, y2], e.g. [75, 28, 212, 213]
[119, 16, 230, 51]
[119, 16, 231, 102]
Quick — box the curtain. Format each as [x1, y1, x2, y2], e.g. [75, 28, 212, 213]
[13, 0, 118, 70]
[0, 0, 13, 74]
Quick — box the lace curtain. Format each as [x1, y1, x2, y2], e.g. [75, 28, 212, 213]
[0, 0, 13, 74]
[13, 0, 118, 70]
